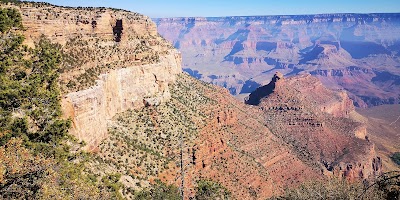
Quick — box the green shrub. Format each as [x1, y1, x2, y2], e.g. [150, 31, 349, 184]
[391, 152, 400, 165]
[0, 7, 113, 199]
[269, 176, 400, 200]
[195, 180, 231, 200]
[134, 180, 180, 200]
[101, 173, 124, 199]
[0, 7, 22, 33]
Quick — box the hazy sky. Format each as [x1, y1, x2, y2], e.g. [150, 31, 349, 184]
[34, 0, 400, 18]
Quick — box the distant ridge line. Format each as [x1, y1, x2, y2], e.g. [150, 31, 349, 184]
[153, 12, 400, 21]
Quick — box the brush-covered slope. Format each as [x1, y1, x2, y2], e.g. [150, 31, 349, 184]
[91, 73, 320, 199]
[91, 73, 382, 199]
[0, 4, 118, 199]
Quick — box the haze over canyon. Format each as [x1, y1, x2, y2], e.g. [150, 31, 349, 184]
[155, 14, 400, 107]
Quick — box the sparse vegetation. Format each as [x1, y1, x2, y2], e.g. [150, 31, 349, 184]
[90, 73, 211, 197]
[0, 7, 115, 198]
[276, 179, 378, 200]
[134, 179, 180, 200]
[59, 32, 167, 92]
[391, 152, 400, 165]
[1, 3, 399, 200]
[195, 180, 231, 200]
[270, 174, 400, 200]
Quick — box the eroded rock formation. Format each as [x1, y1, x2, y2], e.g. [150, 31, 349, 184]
[246, 72, 382, 181]
[15, 3, 182, 149]
[62, 52, 181, 149]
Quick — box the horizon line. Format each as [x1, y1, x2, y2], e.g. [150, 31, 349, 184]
[152, 12, 400, 19]
[17, 1, 400, 19]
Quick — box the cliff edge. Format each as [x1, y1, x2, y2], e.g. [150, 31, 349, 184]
[14, 2, 182, 149]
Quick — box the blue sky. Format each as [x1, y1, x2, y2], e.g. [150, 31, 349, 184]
[34, 0, 400, 18]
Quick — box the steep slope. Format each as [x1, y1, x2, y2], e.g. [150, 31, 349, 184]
[155, 14, 400, 107]
[12, 2, 182, 149]
[92, 73, 321, 199]
[246, 73, 381, 180]
[0, 5, 116, 199]
[91, 73, 382, 199]
[357, 105, 400, 171]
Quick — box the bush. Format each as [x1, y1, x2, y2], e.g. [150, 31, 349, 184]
[134, 180, 180, 200]
[101, 173, 124, 199]
[0, 7, 22, 33]
[270, 176, 400, 200]
[391, 152, 400, 165]
[0, 7, 113, 199]
[195, 180, 231, 200]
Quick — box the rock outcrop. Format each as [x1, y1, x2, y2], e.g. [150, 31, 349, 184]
[15, 2, 181, 149]
[19, 3, 158, 47]
[246, 73, 382, 181]
[247, 72, 354, 118]
[93, 73, 383, 199]
[62, 52, 181, 149]
[5, 3, 392, 199]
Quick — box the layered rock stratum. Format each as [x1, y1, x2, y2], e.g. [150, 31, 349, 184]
[155, 14, 400, 107]
[14, 2, 182, 149]
[247, 72, 381, 180]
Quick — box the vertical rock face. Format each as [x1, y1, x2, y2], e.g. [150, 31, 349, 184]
[19, 3, 158, 47]
[15, 3, 182, 149]
[62, 52, 181, 149]
[334, 145, 382, 181]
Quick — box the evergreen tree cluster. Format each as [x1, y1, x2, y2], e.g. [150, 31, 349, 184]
[0, 7, 115, 199]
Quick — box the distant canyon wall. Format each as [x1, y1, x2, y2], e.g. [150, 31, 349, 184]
[155, 13, 400, 107]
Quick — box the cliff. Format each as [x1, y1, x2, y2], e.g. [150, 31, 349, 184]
[246, 73, 381, 181]
[62, 52, 181, 149]
[246, 72, 355, 118]
[92, 73, 382, 199]
[14, 2, 181, 149]
[155, 13, 400, 107]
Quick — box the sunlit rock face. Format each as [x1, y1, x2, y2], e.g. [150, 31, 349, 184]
[246, 73, 382, 182]
[155, 14, 400, 107]
[16, 3, 182, 149]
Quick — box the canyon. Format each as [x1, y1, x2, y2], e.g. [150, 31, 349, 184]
[4, 2, 398, 199]
[155, 14, 400, 107]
